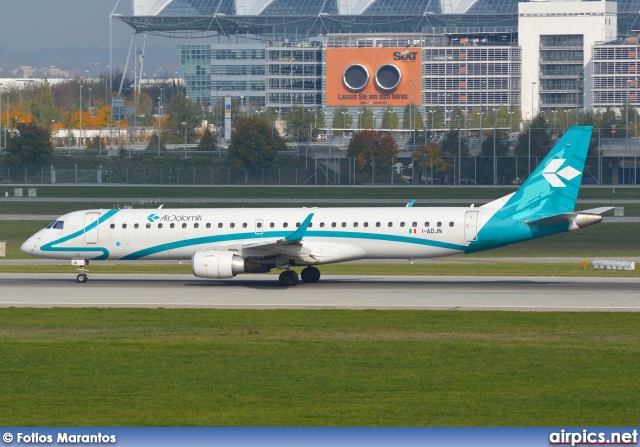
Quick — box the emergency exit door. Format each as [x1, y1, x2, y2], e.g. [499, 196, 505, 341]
[464, 211, 478, 242]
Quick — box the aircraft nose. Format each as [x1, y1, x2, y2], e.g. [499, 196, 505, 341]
[21, 237, 35, 255]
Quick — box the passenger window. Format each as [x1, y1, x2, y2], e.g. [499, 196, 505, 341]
[353, 222, 358, 227]
[206, 223, 211, 229]
[257, 222, 262, 228]
[308, 223, 313, 228]
[400, 222, 405, 227]
[230, 223, 235, 228]
[296, 222, 301, 228]
[218, 223, 223, 228]
[412, 222, 417, 227]
[331, 222, 336, 228]
[283, 223, 288, 228]
[146, 223, 151, 229]
[341, 222, 346, 227]
[110, 224, 115, 229]
[158, 223, 163, 229]
[134, 223, 139, 229]
[53, 221, 64, 230]
[376, 222, 381, 227]
[122, 224, 127, 229]
[270, 222, 275, 228]
[449, 222, 454, 227]
[320, 222, 325, 228]
[170, 223, 175, 229]
[194, 223, 199, 229]
[388, 222, 393, 227]
[182, 223, 187, 229]
[242, 223, 247, 228]
[363, 222, 368, 227]
[424, 222, 430, 227]
[437, 222, 442, 228]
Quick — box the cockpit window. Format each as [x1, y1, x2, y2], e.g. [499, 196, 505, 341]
[53, 221, 64, 230]
[45, 221, 56, 229]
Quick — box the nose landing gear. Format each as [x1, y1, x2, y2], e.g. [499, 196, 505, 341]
[72, 259, 90, 283]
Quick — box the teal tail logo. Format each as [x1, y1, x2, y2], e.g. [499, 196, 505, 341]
[147, 214, 160, 223]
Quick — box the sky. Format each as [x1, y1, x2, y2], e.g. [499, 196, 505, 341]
[0, 0, 168, 50]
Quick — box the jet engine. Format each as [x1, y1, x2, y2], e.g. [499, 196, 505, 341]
[191, 250, 269, 279]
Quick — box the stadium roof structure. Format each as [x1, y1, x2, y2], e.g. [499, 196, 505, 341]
[116, 0, 640, 37]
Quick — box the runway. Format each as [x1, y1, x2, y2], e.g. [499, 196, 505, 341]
[1, 273, 639, 311]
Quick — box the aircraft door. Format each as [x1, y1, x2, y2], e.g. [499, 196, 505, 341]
[464, 211, 478, 242]
[255, 219, 264, 235]
[84, 212, 100, 244]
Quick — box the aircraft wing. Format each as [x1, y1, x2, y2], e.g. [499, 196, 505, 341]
[215, 213, 318, 263]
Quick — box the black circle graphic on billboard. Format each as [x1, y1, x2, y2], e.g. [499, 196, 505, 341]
[375, 64, 402, 91]
[343, 64, 369, 92]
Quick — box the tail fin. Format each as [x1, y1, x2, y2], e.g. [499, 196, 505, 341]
[484, 126, 593, 221]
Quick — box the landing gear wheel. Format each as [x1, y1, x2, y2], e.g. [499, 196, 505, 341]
[77, 273, 88, 283]
[301, 267, 321, 283]
[278, 270, 299, 287]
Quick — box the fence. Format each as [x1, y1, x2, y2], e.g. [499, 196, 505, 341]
[0, 156, 631, 186]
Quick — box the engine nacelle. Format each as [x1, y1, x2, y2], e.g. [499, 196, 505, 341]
[191, 250, 246, 279]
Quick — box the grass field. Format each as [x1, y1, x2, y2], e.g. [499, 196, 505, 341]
[1, 309, 639, 426]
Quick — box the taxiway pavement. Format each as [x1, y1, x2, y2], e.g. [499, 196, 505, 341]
[0, 273, 638, 311]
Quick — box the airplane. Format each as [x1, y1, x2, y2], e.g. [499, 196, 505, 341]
[21, 126, 610, 286]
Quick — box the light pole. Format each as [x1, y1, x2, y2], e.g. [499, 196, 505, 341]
[157, 96, 162, 157]
[79, 85, 83, 148]
[531, 81, 536, 122]
[182, 122, 187, 158]
[564, 109, 570, 130]
[0, 83, 2, 151]
[576, 78, 582, 127]
[493, 108, 498, 186]
[88, 88, 93, 113]
[457, 115, 461, 185]
[357, 110, 364, 131]
[430, 109, 437, 137]
[340, 111, 348, 136]
[551, 109, 558, 132]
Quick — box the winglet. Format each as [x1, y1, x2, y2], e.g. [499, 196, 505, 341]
[406, 200, 415, 208]
[285, 213, 314, 242]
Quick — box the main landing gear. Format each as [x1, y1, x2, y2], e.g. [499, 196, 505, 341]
[278, 267, 321, 287]
[300, 266, 321, 283]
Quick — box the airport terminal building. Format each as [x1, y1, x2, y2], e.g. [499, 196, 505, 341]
[119, 0, 640, 127]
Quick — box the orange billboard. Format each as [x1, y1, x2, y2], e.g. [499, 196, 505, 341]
[325, 47, 421, 107]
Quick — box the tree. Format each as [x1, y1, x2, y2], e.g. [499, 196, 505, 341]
[197, 127, 217, 152]
[4, 122, 53, 166]
[146, 132, 166, 153]
[478, 129, 514, 185]
[228, 117, 285, 169]
[164, 93, 201, 141]
[346, 130, 398, 172]
[402, 103, 423, 129]
[332, 106, 352, 137]
[515, 112, 553, 157]
[358, 107, 374, 130]
[380, 106, 399, 131]
[30, 79, 59, 126]
[412, 142, 452, 185]
[439, 129, 469, 157]
[284, 105, 315, 141]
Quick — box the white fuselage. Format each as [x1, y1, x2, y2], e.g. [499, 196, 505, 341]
[21, 206, 495, 265]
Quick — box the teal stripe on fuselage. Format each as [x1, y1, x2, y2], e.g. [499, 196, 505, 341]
[120, 229, 467, 260]
[40, 209, 120, 260]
